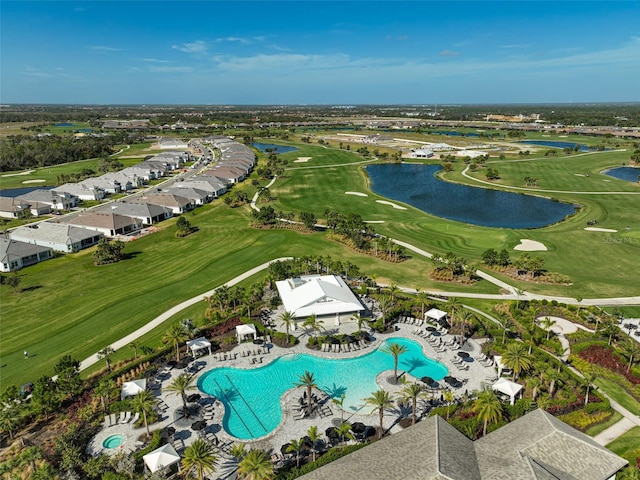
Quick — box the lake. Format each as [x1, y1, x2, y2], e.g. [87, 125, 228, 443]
[429, 130, 480, 137]
[520, 140, 589, 152]
[252, 142, 299, 154]
[0, 186, 53, 198]
[603, 166, 640, 183]
[366, 164, 577, 229]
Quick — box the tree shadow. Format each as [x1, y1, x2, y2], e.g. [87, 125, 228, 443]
[20, 285, 42, 293]
[123, 251, 142, 260]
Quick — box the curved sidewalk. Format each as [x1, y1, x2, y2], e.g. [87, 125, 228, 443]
[78, 257, 293, 372]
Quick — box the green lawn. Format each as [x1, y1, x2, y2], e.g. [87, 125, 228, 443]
[606, 426, 640, 467]
[584, 410, 624, 437]
[595, 378, 640, 417]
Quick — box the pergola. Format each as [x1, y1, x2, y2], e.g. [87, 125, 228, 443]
[236, 324, 257, 343]
[186, 336, 212, 357]
[425, 308, 448, 326]
[120, 378, 147, 400]
[143, 443, 180, 474]
[492, 377, 523, 405]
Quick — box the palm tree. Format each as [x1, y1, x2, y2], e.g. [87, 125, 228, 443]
[501, 318, 514, 344]
[582, 370, 597, 406]
[332, 393, 346, 424]
[129, 340, 141, 359]
[165, 374, 196, 417]
[334, 422, 354, 445]
[306, 425, 321, 462]
[303, 314, 325, 342]
[97, 346, 115, 372]
[540, 316, 557, 340]
[400, 382, 425, 425]
[295, 371, 317, 417]
[131, 390, 156, 438]
[0, 410, 19, 440]
[230, 443, 247, 461]
[473, 389, 503, 436]
[544, 368, 562, 399]
[377, 295, 392, 327]
[528, 377, 543, 402]
[443, 390, 455, 419]
[447, 297, 462, 332]
[621, 339, 640, 373]
[162, 323, 188, 362]
[351, 314, 366, 334]
[382, 342, 409, 382]
[94, 377, 117, 413]
[502, 342, 533, 380]
[237, 449, 274, 480]
[364, 389, 394, 439]
[387, 283, 400, 301]
[286, 438, 304, 468]
[415, 289, 429, 320]
[279, 311, 295, 345]
[182, 439, 218, 480]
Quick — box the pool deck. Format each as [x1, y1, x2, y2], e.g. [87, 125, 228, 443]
[89, 317, 498, 476]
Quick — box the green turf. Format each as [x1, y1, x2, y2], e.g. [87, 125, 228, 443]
[595, 378, 640, 416]
[606, 426, 640, 466]
[584, 410, 624, 437]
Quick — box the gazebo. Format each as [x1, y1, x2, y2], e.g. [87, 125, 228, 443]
[425, 308, 448, 326]
[492, 377, 523, 405]
[143, 443, 181, 474]
[186, 336, 212, 357]
[236, 324, 257, 343]
[120, 379, 147, 400]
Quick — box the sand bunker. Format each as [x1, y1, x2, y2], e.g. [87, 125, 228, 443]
[2, 170, 35, 177]
[345, 191, 368, 197]
[584, 227, 618, 232]
[376, 200, 407, 210]
[364, 220, 385, 223]
[513, 239, 547, 251]
[22, 179, 46, 184]
[574, 174, 586, 177]
[294, 157, 312, 163]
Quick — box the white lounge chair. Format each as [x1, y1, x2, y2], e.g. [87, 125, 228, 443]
[131, 412, 139, 424]
[119, 412, 127, 423]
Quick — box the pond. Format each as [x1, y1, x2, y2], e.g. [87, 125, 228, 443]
[603, 166, 640, 183]
[429, 130, 480, 137]
[366, 164, 577, 229]
[519, 140, 589, 151]
[252, 142, 299, 154]
[0, 186, 53, 198]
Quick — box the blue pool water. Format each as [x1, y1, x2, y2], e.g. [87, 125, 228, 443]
[520, 140, 589, 151]
[603, 166, 640, 183]
[102, 434, 125, 449]
[198, 337, 447, 439]
[366, 164, 577, 229]
[252, 142, 299, 154]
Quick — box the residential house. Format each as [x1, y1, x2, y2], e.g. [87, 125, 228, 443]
[158, 137, 189, 149]
[179, 177, 227, 197]
[137, 193, 194, 215]
[409, 147, 434, 159]
[97, 201, 173, 225]
[10, 222, 103, 253]
[164, 186, 212, 205]
[79, 177, 122, 195]
[67, 212, 143, 237]
[203, 166, 246, 184]
[17, 189, 79, 211]
[54, 183, 105, 201]
[0, 197, 30, 219]
[0, 237, 53, 272]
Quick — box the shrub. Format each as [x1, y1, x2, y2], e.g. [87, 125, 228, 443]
[275, 443, 369, 479]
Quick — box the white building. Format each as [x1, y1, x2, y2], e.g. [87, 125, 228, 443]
[275, 275, 365, 325]
[409, 147, 434, 159]
[10, 222, 103, 253]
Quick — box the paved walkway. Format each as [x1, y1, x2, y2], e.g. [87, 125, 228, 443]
[78, 257, 293, 372]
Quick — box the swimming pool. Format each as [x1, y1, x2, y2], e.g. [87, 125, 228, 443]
[102, 434, 125, 449]
[197, 337, 448, 439]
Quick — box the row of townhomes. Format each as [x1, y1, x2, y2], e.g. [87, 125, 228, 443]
[0, 137, 255, 272]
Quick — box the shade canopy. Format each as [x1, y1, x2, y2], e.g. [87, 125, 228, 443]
[120, 379, 147, 400]
[143, 443, 180, 473]
[492, 377, 523, 405]
[425, 308, 447, 321]
[236, 324, 257, 343]
[186, 337, 212, 357]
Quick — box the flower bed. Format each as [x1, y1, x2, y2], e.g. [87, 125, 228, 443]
[578, 345, 640, 385]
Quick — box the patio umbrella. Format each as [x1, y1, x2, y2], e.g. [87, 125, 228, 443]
[343, 335, 356, 343]
[187, 393, 201, 403]
[325, 427, 339, 438]
[326, 336, 340, 344]
[191, 420, 207, 431]
[426, 326, 436, 332]
[281, 443, 292, 455]
[444, 376, 457, 385]
[350, 422, 366, 434]
[421, 376, 435, 386]
[457, 352, 470, 359]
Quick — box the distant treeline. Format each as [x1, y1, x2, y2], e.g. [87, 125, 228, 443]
[0, 135, 120, 172]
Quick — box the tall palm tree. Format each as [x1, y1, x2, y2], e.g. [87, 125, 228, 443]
[303, 314, 325, 342]
[237, 449, 274, 480]
[382, 342, 409, 382]
[501, 318, 514, 344]
[165, 374, 196, 417]
[162, 323, 188, 362]
[387, 283, 400, 301]
[94, 377, 117, 413]
[131, 390, 156, 438]
[286, 438, 304, 468]
[621, 339, 640, 373]
[544, 368, 562, 399]
[97, 346, 115, 372]
[364, 389, 394, 439]
[473, 389, 503, 436]
[295, 371, 317, 417]
[279, 311, 295, 345]
[528, 377, 543, 402]
[502, 342, 533, 380]
[128, 340, 141, 359]
[182, 438, 218, 480]
[350, 314, 366, 334]
[400, 382, 425, 425]
[541, 317, 557, 340]
[447, 297, 462, 331]
[415, 289, 429, 320]
[443, 390, 455, 419]
[582, 370, 597, 406]
[306, 425, 321, 462]
[377, 295, 393, 327]
[332, 393, 346, 424]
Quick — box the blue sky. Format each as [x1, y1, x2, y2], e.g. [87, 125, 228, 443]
[1, 1, 639, 104]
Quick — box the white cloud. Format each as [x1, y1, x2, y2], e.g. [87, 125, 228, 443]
[172, 40, 208, 54]
[140, 58, 172, 64]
